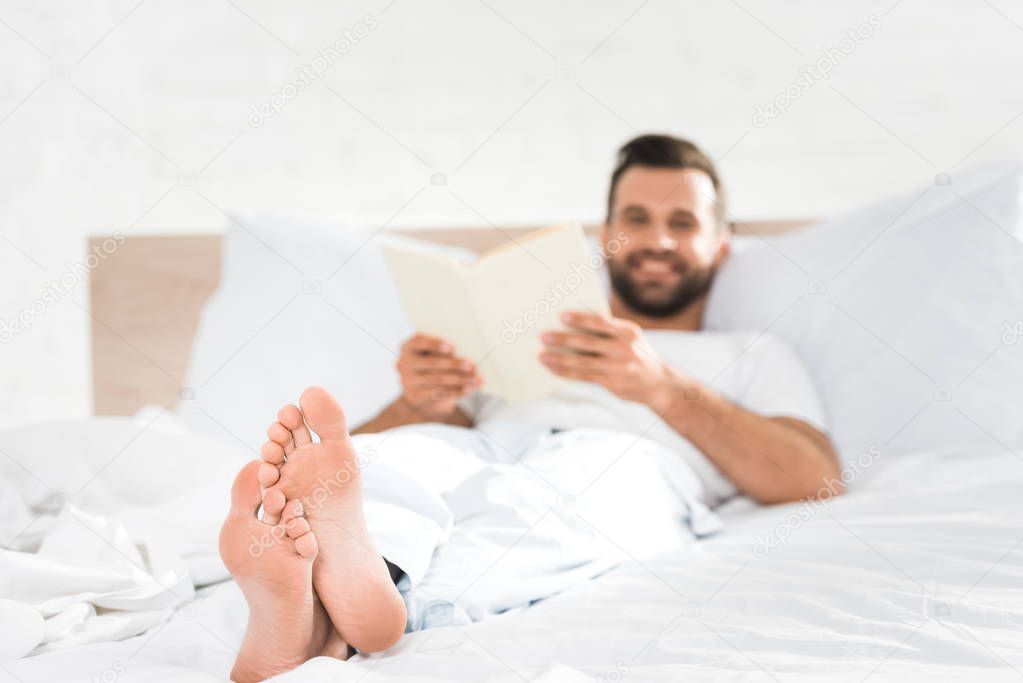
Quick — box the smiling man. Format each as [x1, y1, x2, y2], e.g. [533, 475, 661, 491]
[357, 133, 842, 506]
[220, 134, 845, 680]
[535, 134, 842, 504]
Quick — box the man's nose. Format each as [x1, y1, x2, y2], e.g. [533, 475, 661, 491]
[651, 227, 678, 250]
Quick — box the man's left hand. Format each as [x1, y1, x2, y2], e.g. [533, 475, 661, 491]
[539, 310, 684, 410]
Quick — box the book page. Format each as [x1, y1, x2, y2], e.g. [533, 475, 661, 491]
[381, 244, 488, 364]
[465, 225, 610, 402]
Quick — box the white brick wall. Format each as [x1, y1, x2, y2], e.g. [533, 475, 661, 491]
[2, 0, 1022, 428]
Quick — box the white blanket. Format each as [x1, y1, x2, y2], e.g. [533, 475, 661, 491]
[3, 418, 1022, 681]
[354, 425, 718, 626]
[0, 417, 248, 658]
[0, 417, 717, 654]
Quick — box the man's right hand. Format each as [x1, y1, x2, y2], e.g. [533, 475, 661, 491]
[397, 333, 482, 419]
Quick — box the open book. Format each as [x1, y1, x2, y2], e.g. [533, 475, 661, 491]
[382, 224, 610, 402]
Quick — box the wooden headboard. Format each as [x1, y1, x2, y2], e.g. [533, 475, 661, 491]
[89, 220, 811, 415]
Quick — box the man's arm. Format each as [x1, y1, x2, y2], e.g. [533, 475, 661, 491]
[646, 379, 842, 504]
[353, 333, 479, 435]
[540, 311, 842, 504]
[352, 396, 472, 435]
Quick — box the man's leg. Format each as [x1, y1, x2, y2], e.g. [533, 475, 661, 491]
[407, 430, 703, 622]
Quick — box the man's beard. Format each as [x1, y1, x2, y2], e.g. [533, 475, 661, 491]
[607, 251, 717, 319]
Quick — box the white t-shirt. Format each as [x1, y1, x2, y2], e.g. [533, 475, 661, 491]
[461, 330, 828, 506]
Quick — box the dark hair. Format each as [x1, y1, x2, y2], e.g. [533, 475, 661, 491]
[606, 134, 726, 227]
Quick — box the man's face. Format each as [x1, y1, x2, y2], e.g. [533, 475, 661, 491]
[602, 166, 729, 318]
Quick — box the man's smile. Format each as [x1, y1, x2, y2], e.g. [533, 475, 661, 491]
[629, 254, 684, 283]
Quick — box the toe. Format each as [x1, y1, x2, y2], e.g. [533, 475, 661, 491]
[299, 386, 349, 442]
[229, 461, 263, 517]
[260, 440, 286, 465]
[262, 488, 286, 525]
[280, 498, 315, 555]
[278, 404, 313, 446]
[267, 421, 295, 455]
[258, 462, 281, 487]
[293, 531, 318, 558]
[285, 516, 311, 539]
[282, 498, 304, 523]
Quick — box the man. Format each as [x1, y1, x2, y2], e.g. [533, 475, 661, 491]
[219, 134, 842, 681]
[355, 134, 840, 504]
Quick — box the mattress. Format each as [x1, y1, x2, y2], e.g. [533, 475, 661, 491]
[3, 421, 1021, 682]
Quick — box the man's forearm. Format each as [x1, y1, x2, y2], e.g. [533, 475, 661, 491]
[650, 378, 842, 504]
[351, 396, 473, 435]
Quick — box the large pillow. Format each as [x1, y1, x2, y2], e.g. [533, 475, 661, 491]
[177, 220, 612, 448]
[177, 216, 416, 448]
[705, 160, 1023, 461]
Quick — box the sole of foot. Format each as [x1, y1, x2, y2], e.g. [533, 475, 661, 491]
[259, 386, 406, 653]
[219, 461, 340, 682]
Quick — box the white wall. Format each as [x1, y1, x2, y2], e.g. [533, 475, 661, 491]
[3, 0, 1023, 429]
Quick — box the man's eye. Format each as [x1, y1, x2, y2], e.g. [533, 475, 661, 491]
[671, 221, 694, 230]
[626, 215, 648, 225]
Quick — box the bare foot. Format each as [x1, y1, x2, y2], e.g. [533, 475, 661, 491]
[219, 461, 344, 682]
[259, 386, 406, 653]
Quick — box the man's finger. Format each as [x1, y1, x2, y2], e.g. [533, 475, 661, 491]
[559, 310, 618, 337]
[410, 372, 473, 389]
[543, 363, 605, 384]
[539, 351, 608, 374]
[404, 334, 455, 355]
[409, 356, 475, 373]
[541, 330, 619, 357]
[423, 381, 477, 403]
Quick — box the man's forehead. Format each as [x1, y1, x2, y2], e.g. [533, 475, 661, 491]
[615, 166, 716, 211]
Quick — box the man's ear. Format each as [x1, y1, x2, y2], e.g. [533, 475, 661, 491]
[599, 222, 610, 256]
[713, 226, 731, 268]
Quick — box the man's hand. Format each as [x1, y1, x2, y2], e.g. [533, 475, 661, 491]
[539, 310, 686, 410]
[398, 333, 482, 419]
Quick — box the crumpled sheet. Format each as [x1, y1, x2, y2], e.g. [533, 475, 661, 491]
[0, 415, 249, 658]
[6, 417, 1023, 683]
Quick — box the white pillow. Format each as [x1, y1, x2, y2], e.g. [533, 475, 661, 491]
[705, 160, 1023, 461]
[178, 221, 606, 448]
[177, 216, 417, 448]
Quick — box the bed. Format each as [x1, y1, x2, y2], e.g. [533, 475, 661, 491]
[4, 175, 1023, 682]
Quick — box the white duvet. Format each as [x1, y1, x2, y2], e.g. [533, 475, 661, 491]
[2, 416, 1021, 681]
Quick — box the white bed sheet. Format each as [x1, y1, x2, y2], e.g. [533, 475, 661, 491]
[3, 420, 1021, 682]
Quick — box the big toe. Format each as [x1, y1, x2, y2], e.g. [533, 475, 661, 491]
[299, 386, 349, 441]
[230, 461, 263, 516]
